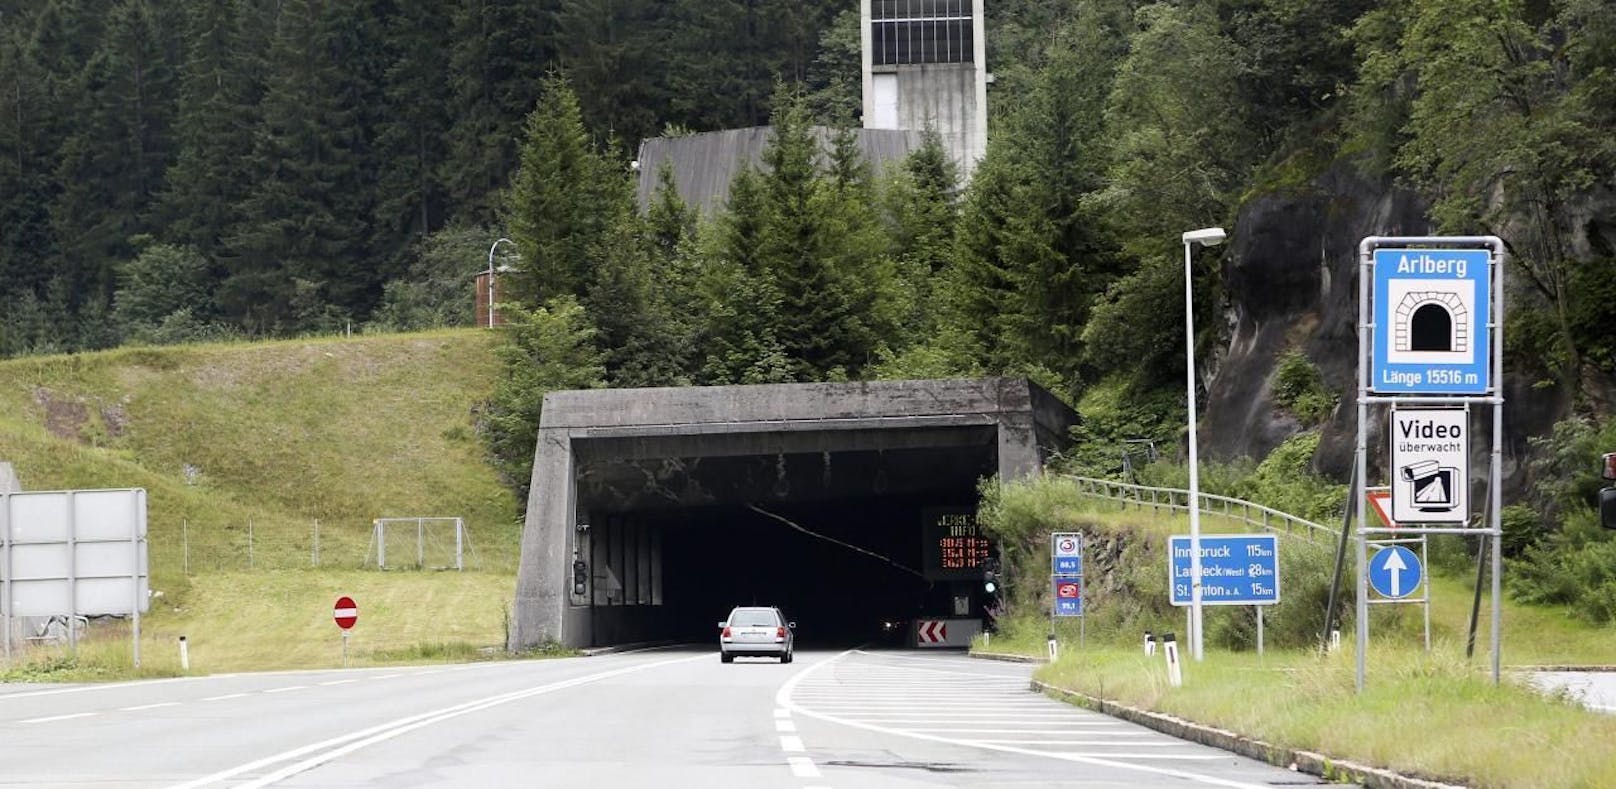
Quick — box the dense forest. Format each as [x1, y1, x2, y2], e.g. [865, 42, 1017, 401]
[5, 1, 1615, 453]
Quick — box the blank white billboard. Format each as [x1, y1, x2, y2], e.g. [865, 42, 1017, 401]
[2, 489, 148, 617]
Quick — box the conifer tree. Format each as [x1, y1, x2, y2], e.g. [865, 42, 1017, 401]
[50, 0, 179, 317]
[158, 0, 260, 270]
[584, 210, 691, 388]
[482, 296, 605, 501]
[506, 73, 623, 307]
[0, 16, 59, 307]
[1, 0, 102, 344]
[695, 166, 790, 385]
[224, 0, 369, 333]
[647, 161, 697, 260]
[374, 3, 455, 249]
[883, 129, 959, 344]
[444, 0, 556, 226]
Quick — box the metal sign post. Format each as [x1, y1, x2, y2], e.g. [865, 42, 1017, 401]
[1356, 236, 1505, 690]
[1367, 538, 1432, 651]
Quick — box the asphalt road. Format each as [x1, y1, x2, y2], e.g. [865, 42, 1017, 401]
[1528, 670, 1616, 715]
[0, 648, 1346, 788]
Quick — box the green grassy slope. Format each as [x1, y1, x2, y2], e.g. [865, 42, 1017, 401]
[0, 330, 523, 673]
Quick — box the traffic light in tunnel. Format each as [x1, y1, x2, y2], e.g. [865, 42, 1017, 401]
[982, 556, 1002, 595]
[573, 560, 588, 596]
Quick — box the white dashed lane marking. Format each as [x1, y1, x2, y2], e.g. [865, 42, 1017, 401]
[781, 650, 1279, 787]
[21, 712, 99, 724]
[787, 756, 821, 778]
[120, 702, 180, 711]
[771, 705, 823, 785]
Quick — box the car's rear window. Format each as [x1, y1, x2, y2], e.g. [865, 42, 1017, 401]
[729, 609, 779, 626]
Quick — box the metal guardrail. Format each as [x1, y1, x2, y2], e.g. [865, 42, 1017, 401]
[1063, 476, 1336, 542]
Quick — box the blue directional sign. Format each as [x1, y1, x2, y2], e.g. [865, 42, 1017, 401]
[1053, 578, 1083, 617]
[1052, 532, 1083, 576]
[1372, 248, 1491, 394]
[1368, 545, 1423, 600]
[1169, 534, 1280, 606]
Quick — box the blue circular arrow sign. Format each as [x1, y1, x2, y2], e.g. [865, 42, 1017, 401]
[1369, 545, 1423, 599]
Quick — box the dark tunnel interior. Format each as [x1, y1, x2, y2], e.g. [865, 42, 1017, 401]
[572, 437, 999, 648]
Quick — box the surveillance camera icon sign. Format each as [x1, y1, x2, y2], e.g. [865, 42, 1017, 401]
[1400, 460, 1459, 513]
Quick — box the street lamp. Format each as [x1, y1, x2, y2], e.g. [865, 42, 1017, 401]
[1181, 226, 1226, 663]
[485, 238, 515, 328]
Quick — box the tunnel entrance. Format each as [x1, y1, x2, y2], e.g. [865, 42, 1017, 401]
[510, 378, 1078, 650]
[573, 442, 994, 648]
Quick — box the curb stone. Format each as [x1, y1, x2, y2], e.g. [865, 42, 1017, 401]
[967, 650, 1045, 664]
[1031, 679, 1468, 789]
[580, 640, 685, 656]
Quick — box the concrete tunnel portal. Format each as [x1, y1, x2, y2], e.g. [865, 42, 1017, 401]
[509, 378, 1078, 651]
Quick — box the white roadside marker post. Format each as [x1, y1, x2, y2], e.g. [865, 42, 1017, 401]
[1163, 631, 1182, 687]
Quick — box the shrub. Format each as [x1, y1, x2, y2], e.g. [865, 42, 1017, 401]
[1272, 351, 1336, 425]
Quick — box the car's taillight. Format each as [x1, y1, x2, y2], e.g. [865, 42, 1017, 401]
[721, 627, 732, 638]
[776, 626, 786, 638]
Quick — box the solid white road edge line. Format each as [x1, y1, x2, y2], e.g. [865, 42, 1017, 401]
[165, 653, 708, 789]
[775, 649, 1271, 789]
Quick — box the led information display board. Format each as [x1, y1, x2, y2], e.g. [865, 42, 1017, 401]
[921, 508, 992, 581]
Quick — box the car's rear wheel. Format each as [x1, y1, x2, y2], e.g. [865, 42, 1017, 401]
[781, 650, 793, 664]
[720, 652, 734, 664]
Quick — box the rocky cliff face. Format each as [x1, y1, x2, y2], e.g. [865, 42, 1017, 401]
[1201, 162, 1572, 497]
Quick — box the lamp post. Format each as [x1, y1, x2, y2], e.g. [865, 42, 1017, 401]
[1181, 226, 1226, 663]
[485, 238, 515, 328]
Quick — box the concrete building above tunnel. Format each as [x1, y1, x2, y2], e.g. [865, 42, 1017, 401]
[508, 378, 1078, 651]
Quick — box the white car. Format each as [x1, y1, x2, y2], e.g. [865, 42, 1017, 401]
[718, 606, 795, 663]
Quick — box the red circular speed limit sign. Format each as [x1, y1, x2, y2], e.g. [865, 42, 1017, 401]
[333, 596, 358, 630]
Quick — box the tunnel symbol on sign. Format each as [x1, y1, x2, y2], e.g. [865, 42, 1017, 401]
[1384, 279, 1476, 366]
[1394, 292, 1467, 354]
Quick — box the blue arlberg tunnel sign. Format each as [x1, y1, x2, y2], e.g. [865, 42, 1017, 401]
[1372, 248, 1491, 394]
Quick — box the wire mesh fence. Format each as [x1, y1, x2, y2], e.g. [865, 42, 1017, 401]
[160, 516, 489, 575]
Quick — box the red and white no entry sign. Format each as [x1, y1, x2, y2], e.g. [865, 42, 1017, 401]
[333, 596, 358, 629]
